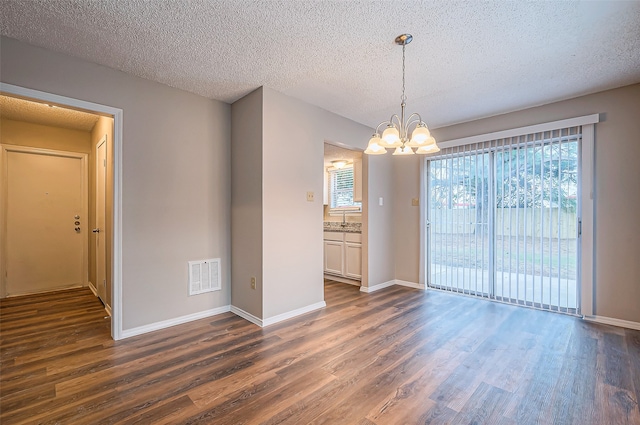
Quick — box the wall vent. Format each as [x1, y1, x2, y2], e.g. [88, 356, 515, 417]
[188, 258, 221, 295]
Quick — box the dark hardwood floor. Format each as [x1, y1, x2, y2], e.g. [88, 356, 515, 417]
[1, 281, 639, 424]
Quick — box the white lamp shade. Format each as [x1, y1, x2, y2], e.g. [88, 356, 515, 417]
[392, 146, 415, 156]
[364, 135, 387, 155]
[405, 124, 436, 148]
[380, 126, 402, 147]
[411, 125, 430, 142]
[416, 144, 441, 154]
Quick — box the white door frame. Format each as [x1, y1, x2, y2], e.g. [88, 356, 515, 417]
[0, 145, 89, 296]
[0, 82, 124, 340]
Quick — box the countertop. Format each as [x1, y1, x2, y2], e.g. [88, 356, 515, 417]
[323, 222, 361, 233]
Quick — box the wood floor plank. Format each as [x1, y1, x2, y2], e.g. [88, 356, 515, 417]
[1, 284, 638, 424]
[625, 328, 640, 416]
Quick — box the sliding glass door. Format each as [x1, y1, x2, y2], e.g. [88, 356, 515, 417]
[426, 128, 580, 314]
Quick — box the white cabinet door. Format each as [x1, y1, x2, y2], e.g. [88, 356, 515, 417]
[344, 242, 362, 279]
[324, 240, 344, 275]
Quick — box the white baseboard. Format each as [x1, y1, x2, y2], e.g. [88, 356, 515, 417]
[263, 301, 326, 327]
[120, 305, 231, 339]
[324, 274, 361, 286]
[231, 301, 327, 327]
[360, 279, 425, 293]
[395, 280, 426, 290]
[360, 280, 395, 293]
[88, 281, 112, 317]
[583, 315, 640, 331]
[230, 305, 263, 327]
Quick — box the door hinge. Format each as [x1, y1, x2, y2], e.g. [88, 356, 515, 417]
[103, 159, 106, 167]
[578, 219, 582, 236]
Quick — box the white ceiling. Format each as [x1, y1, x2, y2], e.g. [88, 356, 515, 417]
[0, 95, 100, 131]
[1, 1, 639, 130]
[324, 143, 362, 168]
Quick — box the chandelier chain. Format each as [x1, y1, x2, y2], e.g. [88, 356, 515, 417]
[401, 44, 407, 104]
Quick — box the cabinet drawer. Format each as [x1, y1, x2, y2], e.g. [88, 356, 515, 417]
[344, 232, 361, 243]
[323, 231, 344, 242]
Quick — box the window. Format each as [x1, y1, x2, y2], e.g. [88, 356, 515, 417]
[329, 166, 361, 211]
[422, 114, 600, 317]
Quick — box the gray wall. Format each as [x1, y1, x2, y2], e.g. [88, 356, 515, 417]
[247, 87, 376, 319]
[231, 88, 264, 318]
[366, 154, 396, 287]
[393, 157, 420, 284]
[394, 83, 640, 323]
[1, 36, 232, 330]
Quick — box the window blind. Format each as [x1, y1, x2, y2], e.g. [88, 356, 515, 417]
[427, 126, 581, 314]
[329, 167, 361, 210]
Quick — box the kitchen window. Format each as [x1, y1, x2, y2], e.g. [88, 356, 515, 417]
[328, 166, 361, 212]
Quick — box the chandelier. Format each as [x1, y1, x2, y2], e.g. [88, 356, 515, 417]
[364, 34, 440, 156]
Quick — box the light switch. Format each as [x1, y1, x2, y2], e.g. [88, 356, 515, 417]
[307, 191, 314, 202]
[379, 197, 384, 206]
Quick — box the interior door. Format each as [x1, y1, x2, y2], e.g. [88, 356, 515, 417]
[4, 147, 87, 296]
[95, 137, 107, 304]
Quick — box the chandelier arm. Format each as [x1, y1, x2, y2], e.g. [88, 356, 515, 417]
[406, 113, 423, 124]
[389, 114, 402, 128]
[375, 121, 390, 134]
[406, 117, 423, 132]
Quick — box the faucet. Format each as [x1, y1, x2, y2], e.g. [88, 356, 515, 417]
[341, 211, 346, 227]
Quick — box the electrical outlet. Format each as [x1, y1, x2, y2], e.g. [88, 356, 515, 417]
[250, 277, 256, 289]
[307, 191, 314, 202]
[411, 198, 420, 206]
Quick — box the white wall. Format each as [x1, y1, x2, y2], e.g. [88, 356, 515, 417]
[1, 36, 232, 330]
[394, 83, 640, 324]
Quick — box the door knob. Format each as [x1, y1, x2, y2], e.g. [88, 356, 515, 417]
[92, 228, 100, 233]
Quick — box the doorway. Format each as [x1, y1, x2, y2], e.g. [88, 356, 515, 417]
[322, 142, 364, 287]
[0, 83, 123, 339]
[425, 126, 582, 314]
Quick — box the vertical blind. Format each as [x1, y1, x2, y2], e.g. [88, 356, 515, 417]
[427, 126, 581, 314]
[329, 167, 361, 210]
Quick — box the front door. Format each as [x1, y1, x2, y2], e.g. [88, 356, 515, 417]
[3, 145, 87, 296]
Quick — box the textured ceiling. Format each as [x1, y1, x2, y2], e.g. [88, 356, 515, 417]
[0, 95, 100, 131]
[1, 1, 639, 130]
[324, 143, 362, 168]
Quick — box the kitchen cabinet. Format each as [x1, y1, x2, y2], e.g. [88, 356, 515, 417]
[323, 231, 361, 281]
[324, 240, 344, 275]
[344, 242, 362, 279]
